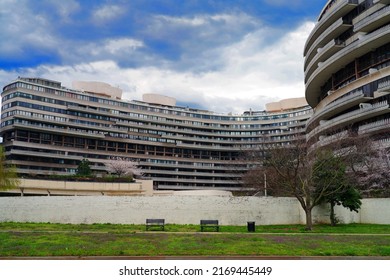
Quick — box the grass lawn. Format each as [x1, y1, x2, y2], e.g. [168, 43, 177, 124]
[1, 222, 390, 257]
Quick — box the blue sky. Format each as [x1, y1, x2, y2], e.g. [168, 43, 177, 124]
[0, 0, 326, 113]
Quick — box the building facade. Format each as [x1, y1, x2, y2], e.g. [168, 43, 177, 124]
[1, 78, 312, 191]
[304, 0, 390, 152]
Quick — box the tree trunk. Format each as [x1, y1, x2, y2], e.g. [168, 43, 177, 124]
[305, 208, 313, 231]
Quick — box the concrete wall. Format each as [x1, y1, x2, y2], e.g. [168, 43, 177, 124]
[0, 196, 389, 225]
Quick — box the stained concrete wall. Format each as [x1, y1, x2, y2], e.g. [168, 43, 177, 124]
[0, 196, 389, 225]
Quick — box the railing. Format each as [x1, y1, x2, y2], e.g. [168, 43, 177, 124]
[308, 130, 349, 154]
[306, 23, 390, 90]
[319, 0, 352, 22]
[375, 137, 390, 148]
[378, 77, 390, 91]
[307, 90, 364, 127]
[359, 118, 390, 134]
[319, 130, 349, 145]
[324, 100, 388, 125]
[354, 5, 390, 32]
[308, 101, 389, 139]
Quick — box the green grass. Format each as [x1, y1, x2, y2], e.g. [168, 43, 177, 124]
[1, 222, 390, 257]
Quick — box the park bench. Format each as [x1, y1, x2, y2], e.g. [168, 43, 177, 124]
[145, 218, 165, 231]
[200, 219, 219, 232]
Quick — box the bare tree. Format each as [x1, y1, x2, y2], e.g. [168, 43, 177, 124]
[105, 157, 143, 178]
[263, 140, 321, 230]
[243, 138, 359, 230]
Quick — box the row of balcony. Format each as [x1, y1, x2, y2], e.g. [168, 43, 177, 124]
[6, 110, 304, 148]
[358, 118, 390, 134]
[148, 176, 239, 185]
[5, 140, 240, 165]
[305, 17, 351, 71]
[305, 0, 358, 56]
[5, 141, 245, 174]
[140, 169, 239, 178]
[354, 4, 390, 33]
[306, 23, 390, 107]
[306, 90, 365, 128]
[308, 130, 349, 154]
[308, 100, 389, 140]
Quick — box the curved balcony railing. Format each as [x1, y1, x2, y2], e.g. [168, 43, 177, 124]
[354, 5, 390, 33]
[305, 0, 358, 56]
[358, 118, 390, 134]
[308, 130, 349, 153]
[308, 100, 389, 139]
[305, 39, 345, 79]
[305, 23, 390, 106]
[375, 137, 390, 148]
[307, 90, 364, 128]
[373, 0, 390, 6]
[305, 17, 350, 69]
[378, 77, 390, 91]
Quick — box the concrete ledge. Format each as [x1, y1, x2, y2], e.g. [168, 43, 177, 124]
[3, 179, 154, 196]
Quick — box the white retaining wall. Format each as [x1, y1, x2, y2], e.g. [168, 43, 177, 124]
[0, 196, 389, 225]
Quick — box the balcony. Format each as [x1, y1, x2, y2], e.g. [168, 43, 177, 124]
[308, 101, 390, 139]
[358, 118, 390, 134]
[378, 77, 390, 92]
[305, 39, 346, 80]
[304, 0, 358, 56]
[374, 0, 390, 4]
[151, 177, 237, 185]
[306, 90, 366, 128]
[375, 137, 390, 148]
[8, 148, 83, 161]
[319, 130, 349, 145]
[305, 24, 390, 107]
[354, 5, 390, 33]
[308, 130, 349, 153]
[305, 18, 351, 69]
[12, 122, 106, 139]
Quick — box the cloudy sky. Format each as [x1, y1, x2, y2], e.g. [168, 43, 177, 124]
[0, 0, 326, 113]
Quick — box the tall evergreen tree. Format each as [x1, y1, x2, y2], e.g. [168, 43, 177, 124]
[313, 150, 361, 226]
[76, 158, 92, 177]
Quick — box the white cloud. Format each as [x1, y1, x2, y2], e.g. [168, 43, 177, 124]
[45, 0, 80, 22]
[104, 38, 144, 54]
[263, 0, 304, 7]
[92, 4, 126, 23]
[84, 38, 145, 57]
[155, 15, 207, 27]
[0, 0, 59, 56]
[1, 21, 314, 114]
[147, 12, 259, 45]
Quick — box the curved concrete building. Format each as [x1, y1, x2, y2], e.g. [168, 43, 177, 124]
[1, 78, 311, 191]
[304, 0, 390, 151]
